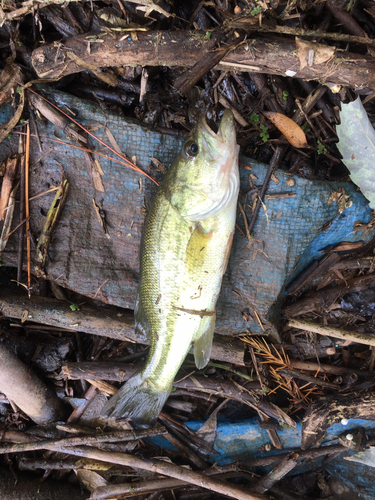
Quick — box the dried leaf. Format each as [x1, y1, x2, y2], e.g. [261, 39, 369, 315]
[337, 97, 375, 209]
[263, 111, 308, 148]
[295, 38, 335, 70]
[126, 0, 171, 18]
[0, 181, 18, 252]
[92, 164, 105, 192]
[35, 179, 69, 276]
[0, 155, 18, 220]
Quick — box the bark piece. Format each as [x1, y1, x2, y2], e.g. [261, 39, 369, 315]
[285, 273, 375, 317]
[31, 31, 375, 92]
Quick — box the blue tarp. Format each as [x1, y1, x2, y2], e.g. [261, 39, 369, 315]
[150, 417, 375, 499]
[1, 86, 372, 340]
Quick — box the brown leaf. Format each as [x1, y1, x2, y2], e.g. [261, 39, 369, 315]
[295, 37, 335, 70]
[263, 111, 308, 148]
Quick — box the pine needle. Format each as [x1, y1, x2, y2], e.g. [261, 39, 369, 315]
[243, 336, 319, 410]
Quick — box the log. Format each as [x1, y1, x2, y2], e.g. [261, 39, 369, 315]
[31, 30, 375, 92]
[0, 291, 246, 366]
[0, 342, 66, 424]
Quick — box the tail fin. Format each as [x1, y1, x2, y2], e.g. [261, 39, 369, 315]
[100, 372, 171, 428]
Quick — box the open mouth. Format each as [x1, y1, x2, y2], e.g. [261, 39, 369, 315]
[197, 110, 235, 155]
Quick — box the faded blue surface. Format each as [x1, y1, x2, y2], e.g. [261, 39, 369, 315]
[286, 188, 372, 286]
[151, 417, 375, 465]
[326, 456, 375, 500]
[234, 157, 373, 334]
[150, 417, 375, 497]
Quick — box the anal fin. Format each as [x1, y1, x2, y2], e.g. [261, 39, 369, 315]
[194, 313, 215, 370]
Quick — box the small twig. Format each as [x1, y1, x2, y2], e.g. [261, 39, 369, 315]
[17, 133, 25, 285]
[164, 431, 209, 469]
[25, 124, 31, 298]
[280, 368, 339, 390]
[249, 346, 266, 394]
[30, 147, 53, 170]
[29, 186, 60, 202]
[93, 278, 109, 299]
[16, 444, 270, 500]
[1, 217, 29, 242]
[14, 131, 159, 184]
[91, 464, 246, 500]
[208, 361, 254, 382]
[0, 427, 167, 454]
[242, 438, 375, 468]
[238, 200, 251, 239]
[219, 94, 248, 127]
[288, 318, 375, 347]
[253, 453, 299, 494]
[67, 384, 97, 424]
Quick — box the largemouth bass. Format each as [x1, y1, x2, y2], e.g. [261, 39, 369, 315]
[101, 110, 239, 427]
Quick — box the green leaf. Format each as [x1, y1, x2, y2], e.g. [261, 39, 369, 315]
[337, 97, 375, 209]
[317, 140, 327, 155]
[250, 113, 260, 125]
[260, 124, 269, 142]
[251, 5, 262, 15]
[70, 303, 80, 311]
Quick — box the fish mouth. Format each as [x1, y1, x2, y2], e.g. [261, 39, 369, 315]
[197, 110, 236, 156]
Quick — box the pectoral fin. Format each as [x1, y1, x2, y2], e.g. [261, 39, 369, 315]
[194, 313, 216, 369]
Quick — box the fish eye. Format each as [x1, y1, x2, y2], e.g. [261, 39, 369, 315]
[184, 141, 199, 158]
